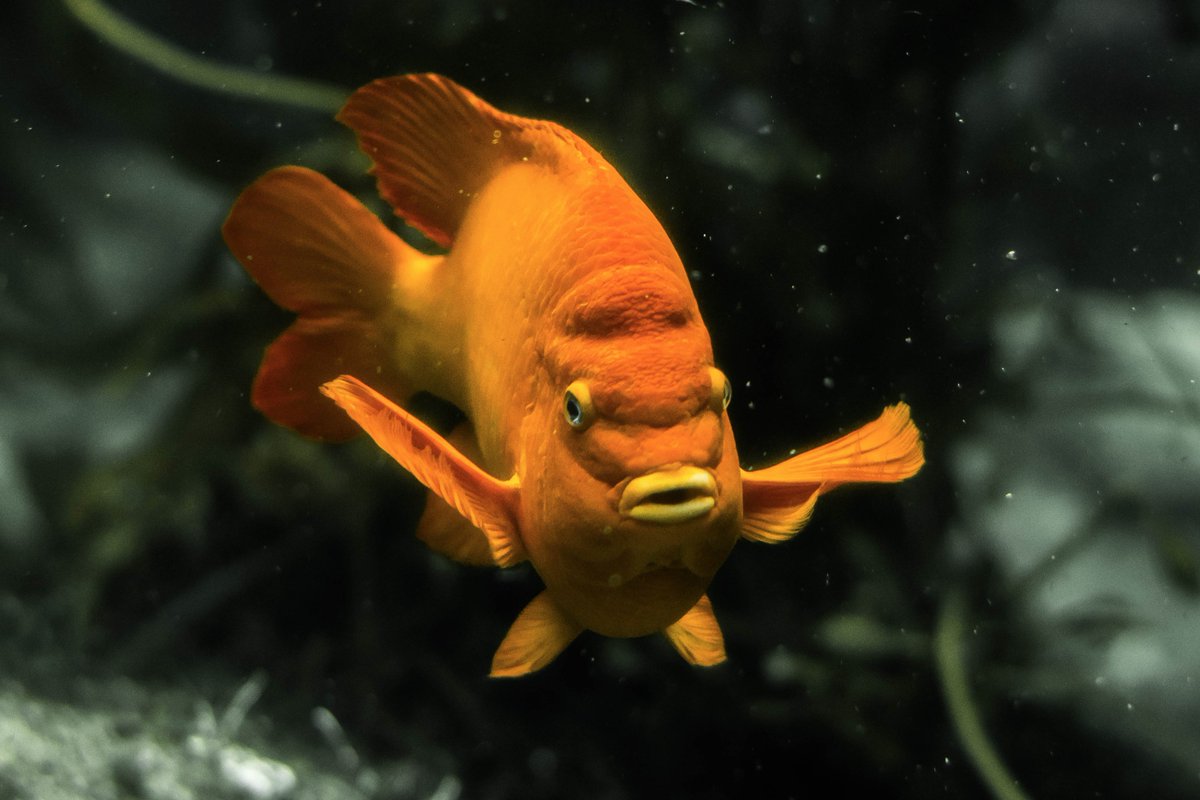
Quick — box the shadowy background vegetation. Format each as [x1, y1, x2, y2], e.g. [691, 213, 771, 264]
[2, 1, 1199, 798]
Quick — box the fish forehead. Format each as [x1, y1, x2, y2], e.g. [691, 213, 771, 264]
[563, 264, 697, 337]
[594, 336, 712, 419]
[545, 307, 714, 423]
[547, 260, 712, 418]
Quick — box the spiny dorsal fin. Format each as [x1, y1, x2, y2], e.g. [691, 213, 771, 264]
[337, 73, 606, 248]
[664, 594, 726, 667]
[740, 402, 925, 544]
[491, 591, 582, 678]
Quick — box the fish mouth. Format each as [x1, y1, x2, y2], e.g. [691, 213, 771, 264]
[617, 466, 716, 524]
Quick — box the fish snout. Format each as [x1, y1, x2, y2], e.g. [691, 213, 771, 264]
[617, 465, 716, 524]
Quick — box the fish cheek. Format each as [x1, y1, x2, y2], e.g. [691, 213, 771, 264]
[696, 424, 745, 573]
[554, 420, 632, 487]
[519, 424, 628, 584]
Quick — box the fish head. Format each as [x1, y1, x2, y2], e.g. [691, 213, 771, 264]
[522, 265, 743, 636]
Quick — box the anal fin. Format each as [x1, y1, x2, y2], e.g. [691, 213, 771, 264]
[664, 594, 726, 667]
[490, 591, 582, 678]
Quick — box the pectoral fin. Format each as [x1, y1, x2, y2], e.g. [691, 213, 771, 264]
[490, 591, 583, 678]
[415, 421, 496, 566]
[742, 402, 924, 544]
[739, 484, 823, 545]
[664, 594, 726, 667]
[416, 491, 497, 566]
[320, 375, 525, 567]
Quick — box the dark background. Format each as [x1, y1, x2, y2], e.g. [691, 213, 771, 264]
[2, 1, 1199, 798]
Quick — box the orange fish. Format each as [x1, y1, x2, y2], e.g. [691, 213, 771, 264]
[222, 74, 924, 677]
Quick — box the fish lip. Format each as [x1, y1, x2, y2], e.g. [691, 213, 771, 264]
[618, 466, 717, 525]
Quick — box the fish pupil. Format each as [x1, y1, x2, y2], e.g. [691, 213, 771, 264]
[564, 392, 583, 426]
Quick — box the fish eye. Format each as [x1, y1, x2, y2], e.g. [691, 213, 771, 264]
[563, 380, 595, 429]
[708, 367, 731, 411]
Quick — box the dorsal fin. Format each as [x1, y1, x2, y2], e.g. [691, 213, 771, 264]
[337, 73, 606, 247]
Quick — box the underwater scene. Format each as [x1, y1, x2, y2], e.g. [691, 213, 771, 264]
[2, 1, 1199, 798]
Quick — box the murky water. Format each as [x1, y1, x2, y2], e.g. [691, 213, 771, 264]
[1, 2, 1198, 798]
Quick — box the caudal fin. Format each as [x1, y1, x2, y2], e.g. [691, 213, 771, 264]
[223, 165, 436, 440]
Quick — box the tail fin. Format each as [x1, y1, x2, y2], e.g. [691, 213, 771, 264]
[223, 165, 433, 440]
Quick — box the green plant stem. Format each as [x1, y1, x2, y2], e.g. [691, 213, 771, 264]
[934, 588, 1031, 800]
[62, 0, 347, 113]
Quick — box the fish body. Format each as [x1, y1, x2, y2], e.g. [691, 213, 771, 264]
[223, 74, 924, 676]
